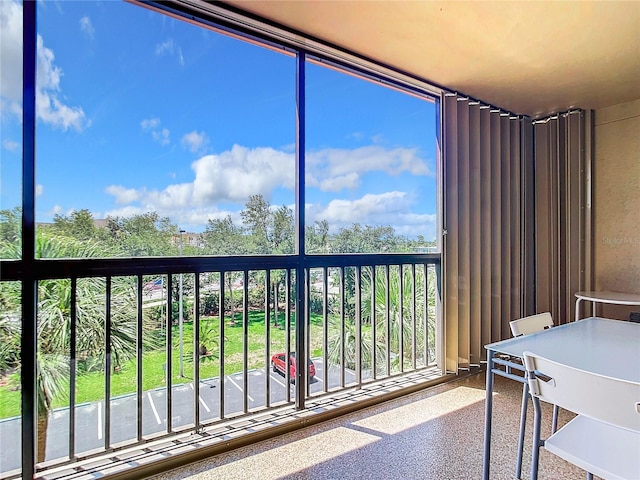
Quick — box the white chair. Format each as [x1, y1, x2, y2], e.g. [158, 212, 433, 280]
[510, 312, 554, 337]
[509, 312, 558, 480]
[523, 351, 640, 480]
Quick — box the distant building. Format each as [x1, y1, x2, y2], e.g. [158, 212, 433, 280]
[171, 232, 205, 248]
[414, 245, 439, 254]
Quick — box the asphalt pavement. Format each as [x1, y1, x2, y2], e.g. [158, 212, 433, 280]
[0, 359, 355, 474]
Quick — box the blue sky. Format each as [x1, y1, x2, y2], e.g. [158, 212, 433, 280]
[0, 0, 438, 240]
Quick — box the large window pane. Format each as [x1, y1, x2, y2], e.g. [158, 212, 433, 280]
[35, 1, 295, 258]
[0, 0, 23, 260]
[305, 61, 438, 254]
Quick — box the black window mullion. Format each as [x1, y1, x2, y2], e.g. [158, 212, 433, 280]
[294, 50, 307, 409]
[21, 1, 37, 475]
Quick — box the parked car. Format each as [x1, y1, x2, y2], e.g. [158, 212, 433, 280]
[270, 352, 316, 382]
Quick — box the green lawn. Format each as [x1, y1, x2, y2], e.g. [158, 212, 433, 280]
[0, 310, 327, 419]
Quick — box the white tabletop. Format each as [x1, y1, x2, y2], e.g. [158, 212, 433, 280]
[485, 317, 640, 382]
[575, 291, 640, 305]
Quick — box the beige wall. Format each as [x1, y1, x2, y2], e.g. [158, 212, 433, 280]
[593, 99, 640, 319]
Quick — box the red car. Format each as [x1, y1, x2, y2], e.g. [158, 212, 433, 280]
[270, 352, 316, 382]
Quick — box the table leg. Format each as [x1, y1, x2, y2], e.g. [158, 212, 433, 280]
[575, 297, 582, 321]
[483, 350, 495, 480]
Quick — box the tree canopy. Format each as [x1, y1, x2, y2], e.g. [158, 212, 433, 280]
[0, 197, 435, 259]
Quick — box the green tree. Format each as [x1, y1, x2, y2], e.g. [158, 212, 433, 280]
[51, 209, 98, 242]
[331, 223, 400, 254]
[102, 213, 176, 257]
[203, 216, 248, 324]
[305, 219, 329, 254]
[203, 215, 247, 256]
[240, 194, 271, 254]
[0, 207, 21, 255]
[270, 205, 294, 254]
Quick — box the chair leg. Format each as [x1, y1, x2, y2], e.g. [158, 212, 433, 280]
[515, 381, 529, 479]
[530, 396, 543, 480]
[586, 472, 593, 480]
[551, 404, 559, 433]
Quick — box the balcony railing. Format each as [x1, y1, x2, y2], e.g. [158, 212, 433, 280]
[0, 253, 441, 478]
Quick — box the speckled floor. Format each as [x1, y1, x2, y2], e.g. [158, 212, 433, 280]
[149, 373, 587, 480]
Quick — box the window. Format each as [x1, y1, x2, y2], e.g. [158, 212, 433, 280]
[35, 1, 295, 258]
[305, 60, 438, 254]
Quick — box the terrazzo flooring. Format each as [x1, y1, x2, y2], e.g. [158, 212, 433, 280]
[150, 373, 588, 480]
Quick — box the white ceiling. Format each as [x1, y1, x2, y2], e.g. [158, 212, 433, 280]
[222, 0, 640, 118]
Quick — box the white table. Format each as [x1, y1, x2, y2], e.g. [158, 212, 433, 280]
[575, 291, 640, 321]
[482, 317, 640, 480]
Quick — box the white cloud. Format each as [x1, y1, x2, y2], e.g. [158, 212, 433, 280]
[2, 2, 88, 130]
[155, 38, 184, 66]
[50, 205, 63, 215]
[181, 130, 209, 153]
[141, 117, 170, 146]
[317, 192, 413, 224]
[2, 139, 19, 152]
[153, 128, 170, 146]
[36, 184, 44, 197]
[141, 117, 161, 130]
[101, 145, 294, 219]
[0, 0, 24, 119]
[36, 35, 89, 131]
[103, 205, 148, 218]
[105, 185, 141, 204]
[319, 172, 359, 192]
[79, 16, 94, 39]
[190, 145, 295, 205]
[99, 144, 436, 238]
[306, 145, 433, 192]
[306, 191, 437, 240]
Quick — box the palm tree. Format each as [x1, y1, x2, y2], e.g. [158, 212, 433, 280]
[326, 265, 437, 374]
[0, 232, 142, 462]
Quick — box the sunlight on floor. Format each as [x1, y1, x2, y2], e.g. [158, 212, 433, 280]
[353, 386, 486, 435]
[167, 426, 380, 480]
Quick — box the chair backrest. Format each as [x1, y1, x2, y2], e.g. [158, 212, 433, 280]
[523, 351, 640, 433]
[510, 312, 553, 337]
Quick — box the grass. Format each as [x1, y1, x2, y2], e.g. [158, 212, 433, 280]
[0, 310, 327, 420]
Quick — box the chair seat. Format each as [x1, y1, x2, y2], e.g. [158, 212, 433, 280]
[545, 415, 640, 480]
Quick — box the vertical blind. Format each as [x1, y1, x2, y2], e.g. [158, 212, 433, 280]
[533, 110, 590, 324]
[443, 94, 590, 372]
[442, 94, 530, 372]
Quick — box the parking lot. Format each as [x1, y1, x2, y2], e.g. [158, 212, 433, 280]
[0, 359, 356, 472]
